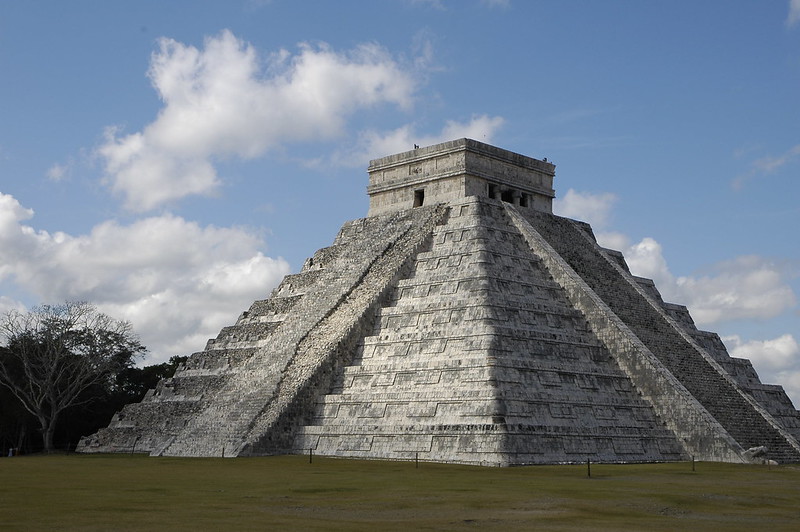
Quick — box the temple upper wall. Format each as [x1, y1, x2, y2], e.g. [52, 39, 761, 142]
[366, 138, 556, 216]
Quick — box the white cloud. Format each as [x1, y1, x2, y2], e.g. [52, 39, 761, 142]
[726, 334, 800, 371]
[333, 114, 505, 167]
[0, 191, 290, 362]
[553, 190, 673, 286]
[725, 333, 800, 406]
[0, 192, 34, 233]
[410, 0, 446, 10]
[0, 296, 25, 316]
[623, 242, 796, 326]
[551, 189, 800, 404]
[99, 30, 416, 212]
[624, 237, 675, 289]
[553, 189, 630, 255]
[775, 370, 800, 408]
[553, 189, 797, 326]
[732, 143, 800, 189]
[482, 0, 510, 8]
[673, 256, 796, 324]
[46, 162, 69, 182]
[595, 231, 629, 252]
[789, 0, 800, 27]
[553, 188, 617, 228]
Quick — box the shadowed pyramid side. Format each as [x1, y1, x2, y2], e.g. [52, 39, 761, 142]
[513, 205, 800, 463]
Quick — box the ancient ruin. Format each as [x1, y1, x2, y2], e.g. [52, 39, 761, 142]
[78, 139, 800, 465]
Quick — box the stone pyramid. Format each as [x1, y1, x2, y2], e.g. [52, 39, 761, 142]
[78, 139, 800, 465]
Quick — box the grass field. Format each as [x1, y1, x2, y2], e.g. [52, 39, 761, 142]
[2, 454, 800, 531]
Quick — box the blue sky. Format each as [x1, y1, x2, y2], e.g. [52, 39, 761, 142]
[2, 1, 800, 402]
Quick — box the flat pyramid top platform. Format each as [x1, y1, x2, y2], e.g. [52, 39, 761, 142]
[366, 138, 556, 216]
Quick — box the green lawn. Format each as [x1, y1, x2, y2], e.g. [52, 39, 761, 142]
[2, 454, 799, 530]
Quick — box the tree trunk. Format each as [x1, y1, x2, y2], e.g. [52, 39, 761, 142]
[16, 425, 26, 454]
[38, 415, 56, 453]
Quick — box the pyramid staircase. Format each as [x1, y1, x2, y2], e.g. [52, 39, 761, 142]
[293, 197, 688, 465]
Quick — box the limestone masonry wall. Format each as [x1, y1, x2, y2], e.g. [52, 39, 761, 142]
[367, 138, 555, 216]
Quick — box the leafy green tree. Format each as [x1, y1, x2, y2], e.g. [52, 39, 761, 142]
[0, 302, 145, 452]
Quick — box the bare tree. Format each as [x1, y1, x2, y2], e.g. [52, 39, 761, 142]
[0, 302, 145, 452]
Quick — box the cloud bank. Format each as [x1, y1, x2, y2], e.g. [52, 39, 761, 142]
[726, 334, 800, 407]
[329, 114, 505, 167]
[554, 189, 799, 399]
[733, 143, 800, 190]
[554, 189, 797, 326]
[99, 31, 417, 212]
[4, 31, 505, 363]
[0, 192, 290, 360]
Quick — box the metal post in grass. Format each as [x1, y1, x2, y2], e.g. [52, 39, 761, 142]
[415, 452, 419, 469]
[309, 447, 313, 464]
[587, 458, 591, 478]
[691, 456, 695, 472]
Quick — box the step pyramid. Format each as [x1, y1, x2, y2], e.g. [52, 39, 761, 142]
[78, 139, 800, 465]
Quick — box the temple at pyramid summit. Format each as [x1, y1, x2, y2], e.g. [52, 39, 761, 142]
[78, 139, 800, 465]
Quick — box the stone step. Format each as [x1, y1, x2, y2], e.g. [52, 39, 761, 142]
[245, 294, 304, 318]
[214, 321, 282, 343]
